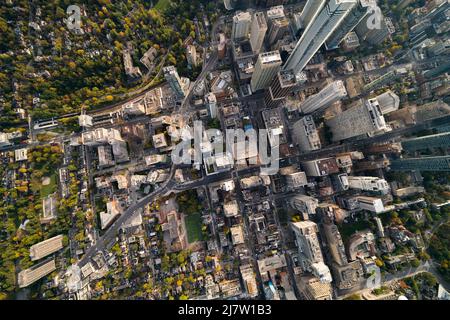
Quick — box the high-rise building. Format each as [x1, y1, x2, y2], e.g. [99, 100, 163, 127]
[321, 221, 363, 290]
[293, 12, 303, 33]
[250, 51, 282, 92]
[401, 132, 450, 152]
[325, 0, 375, 50]
[291, 221, 332, 283]
[374, 216, 385, 237]
[18, 259, 57, 288]
[267, 17, 290, 46]
[249, 12, 268, 53]
[299, 0, 327, 30]
[290, 195, 319, 217]
[424, 61, 450, 79]
[163, 65, 189, 99]
[264, 0, 287, 7]
[223, 0, 236, 11]
[347, 176, 390, 193]
[205, 92, 218, 118]
[426, 0, 450, 20]
[292, 116, 322, 152]
[428, 39, 450, 57]
[374, 90, 400, 114]
[300, 80, 348, 114]
[283, 0, 357, 74]
[390, 156, 450, 172]
[264, 70, 305, 108]
[232, 11, 252, 40]
[355, 13, 390, 45]
[239, 264, 259, 298]
[186, 45, 198, 67]
[431, 3, 450, 34]
[29, 235, 64, 261]
[326, 98, 388, 142]
[320, 222, 349, 267]
[218, 33, 227, 60]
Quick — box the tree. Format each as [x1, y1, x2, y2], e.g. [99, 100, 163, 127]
[410, 259, 420, 268]
[375, 258, 384, 267]
[177, 251, 187, 265]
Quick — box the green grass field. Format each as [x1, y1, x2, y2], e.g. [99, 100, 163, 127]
[184, 213, 203, 243]
[31, 173, 57, 199]
[154, 0, 171, 12]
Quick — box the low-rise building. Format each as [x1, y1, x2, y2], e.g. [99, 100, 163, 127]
[161, 211, 187, 252]
[123, 49, 142, 80]
[152, 133, 169, 149]
[289, 195, 319, 218]
[356, 196, 385, 213]
[297, 275, 333, 300]
[392, 186, 425, 198]
[219, 279, 242, 298]
[144, 154, 168, 166]
[98, 145, 115, 168]
[122, 99, 146, 116]
[302, 158, 339, 177]
[204, 152, 234, 176]
[223, 200, 239, 217]
[100, 199, 121, 230]
[257, 254, 287, 283]
[230, 225, 245, 245]
[41, 194, 58, 224]
[240, 175, 270, 189]
[285, 171, 308, 190]
[14, 148, 28, 161]
[240, 264, 259, 298]
[346, 231, 376, 261]
[348, 176, 390, 194]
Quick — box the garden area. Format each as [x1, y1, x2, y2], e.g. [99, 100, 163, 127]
[154, 0, 171, 12]
[31, 172, 57, 199]
[428, 222, 450, 282]
[337, 219, 374, 243]
[184, 213, 203, 243]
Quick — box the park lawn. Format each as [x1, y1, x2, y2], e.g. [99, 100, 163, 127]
[184, 212, 203, 243]
[31, 172, 57, 199]
[154, 0, 171, 12]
